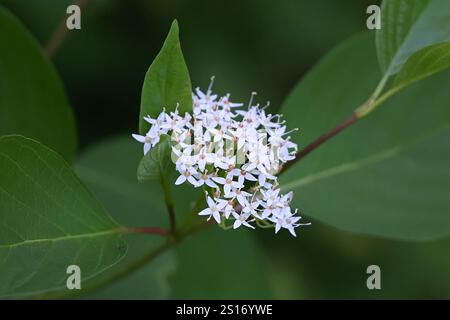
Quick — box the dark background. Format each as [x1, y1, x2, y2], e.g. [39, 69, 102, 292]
[3, 0, 450, 299]
[1, 0, 374, 149]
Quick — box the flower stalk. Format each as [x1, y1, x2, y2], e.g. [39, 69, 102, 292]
[278, 113, 358, 176]
[160, 172, 176, 234]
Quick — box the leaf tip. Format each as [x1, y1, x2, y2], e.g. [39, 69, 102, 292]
[170, 19, 180, 35]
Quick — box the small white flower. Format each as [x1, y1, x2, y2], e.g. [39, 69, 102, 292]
[175, 166, 198, 185]
[161, 112, 185, 133]
[196, 147, 215, 171]
[216, 156, 236, 171]
[211, 148, 227, 169]
[225, 188, 250, 207]
[261, 188, 280, 206]
[270, 209, 310, 237]
[280, 191, 294, 206]
[242, 199, 261, 219]
[132, 129, 160, 155]
[219, 94, 243, 109]
[144, 111, 167, 127]
[229, 127, 250, 150]
[245, 151, 271, 175]
[174, 151, 197, 170]
[258, 110, 280, 128]
[212, 172, 243, 195]
[233, 169, 257, 185]
[198, 196, 226, 223]
[207, 127, 232, 143]
[268, 126, 298, 147]
[232, 211, 255, 229]
[260, 204, 280, 219]
[215, 198, 236, 219]
[194, 171, 218, 188]
[196, 87, 217, 107]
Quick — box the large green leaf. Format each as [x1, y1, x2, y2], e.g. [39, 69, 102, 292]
[0, 8, 77, 162]
[0, 135, 125, 297]
[376, 0, 450, 77]
[280, 32, 450, 240]
[139, 20, 192, 135]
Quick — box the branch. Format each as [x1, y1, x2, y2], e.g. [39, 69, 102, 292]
[277, 73, 392, 176]
[179, 190, 205, 232]
[44, 0, 86, 58]
[124, 226, 169, 237]
[279, 113, 358, 175]
[160, 174, 176, 233]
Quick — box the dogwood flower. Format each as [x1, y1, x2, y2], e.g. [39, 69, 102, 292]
[242, 199, 262, 219]
[234, 169, 258, 185]
[270, 208, 310, 237]
[226, 188, 251, 207]
[196, 147, 215, 171]
[212, 172, 243, 195]
[215, 198, 236, 219]
[132, 77, 310, 237]
[132, 129, 160, 155]
[261, 188, 281, 207]
[175, 166, 198, 185]
[232, 211, 255, 229]
[194, 171, 218, 188]
[198, 196, 226, 223]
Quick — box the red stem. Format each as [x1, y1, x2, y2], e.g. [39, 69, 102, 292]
[125, 226, 169, 237]
[279, 113, 358, 175]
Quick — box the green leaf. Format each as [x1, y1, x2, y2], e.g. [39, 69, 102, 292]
[169, 228, 274, 299]
[392, 41, 450, 92]
[376, 0, 450, 77]
[76, 136, 176, 299]
[0, 135, 125, 297]
[137, 135, 173, 182]
[139, 20, 192, 135]
[280, 32, 450, 240]
[0, 8, 77, 162]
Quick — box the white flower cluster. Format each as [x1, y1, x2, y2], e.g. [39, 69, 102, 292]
[132, 78, 310, 237]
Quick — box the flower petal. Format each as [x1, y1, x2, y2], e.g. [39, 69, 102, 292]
[198, 208, 211, 216]
[132, 134, 146, 143]
[175, 175, 186, 185]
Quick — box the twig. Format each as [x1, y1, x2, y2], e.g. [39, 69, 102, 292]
[279, 113, 358, 175]
[160, 174, 176, 234]
[179, 190, 205, 232]
[124, 226, 169, 237]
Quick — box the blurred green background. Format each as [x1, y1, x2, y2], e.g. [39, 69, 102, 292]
[2, 0, 450, 299]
